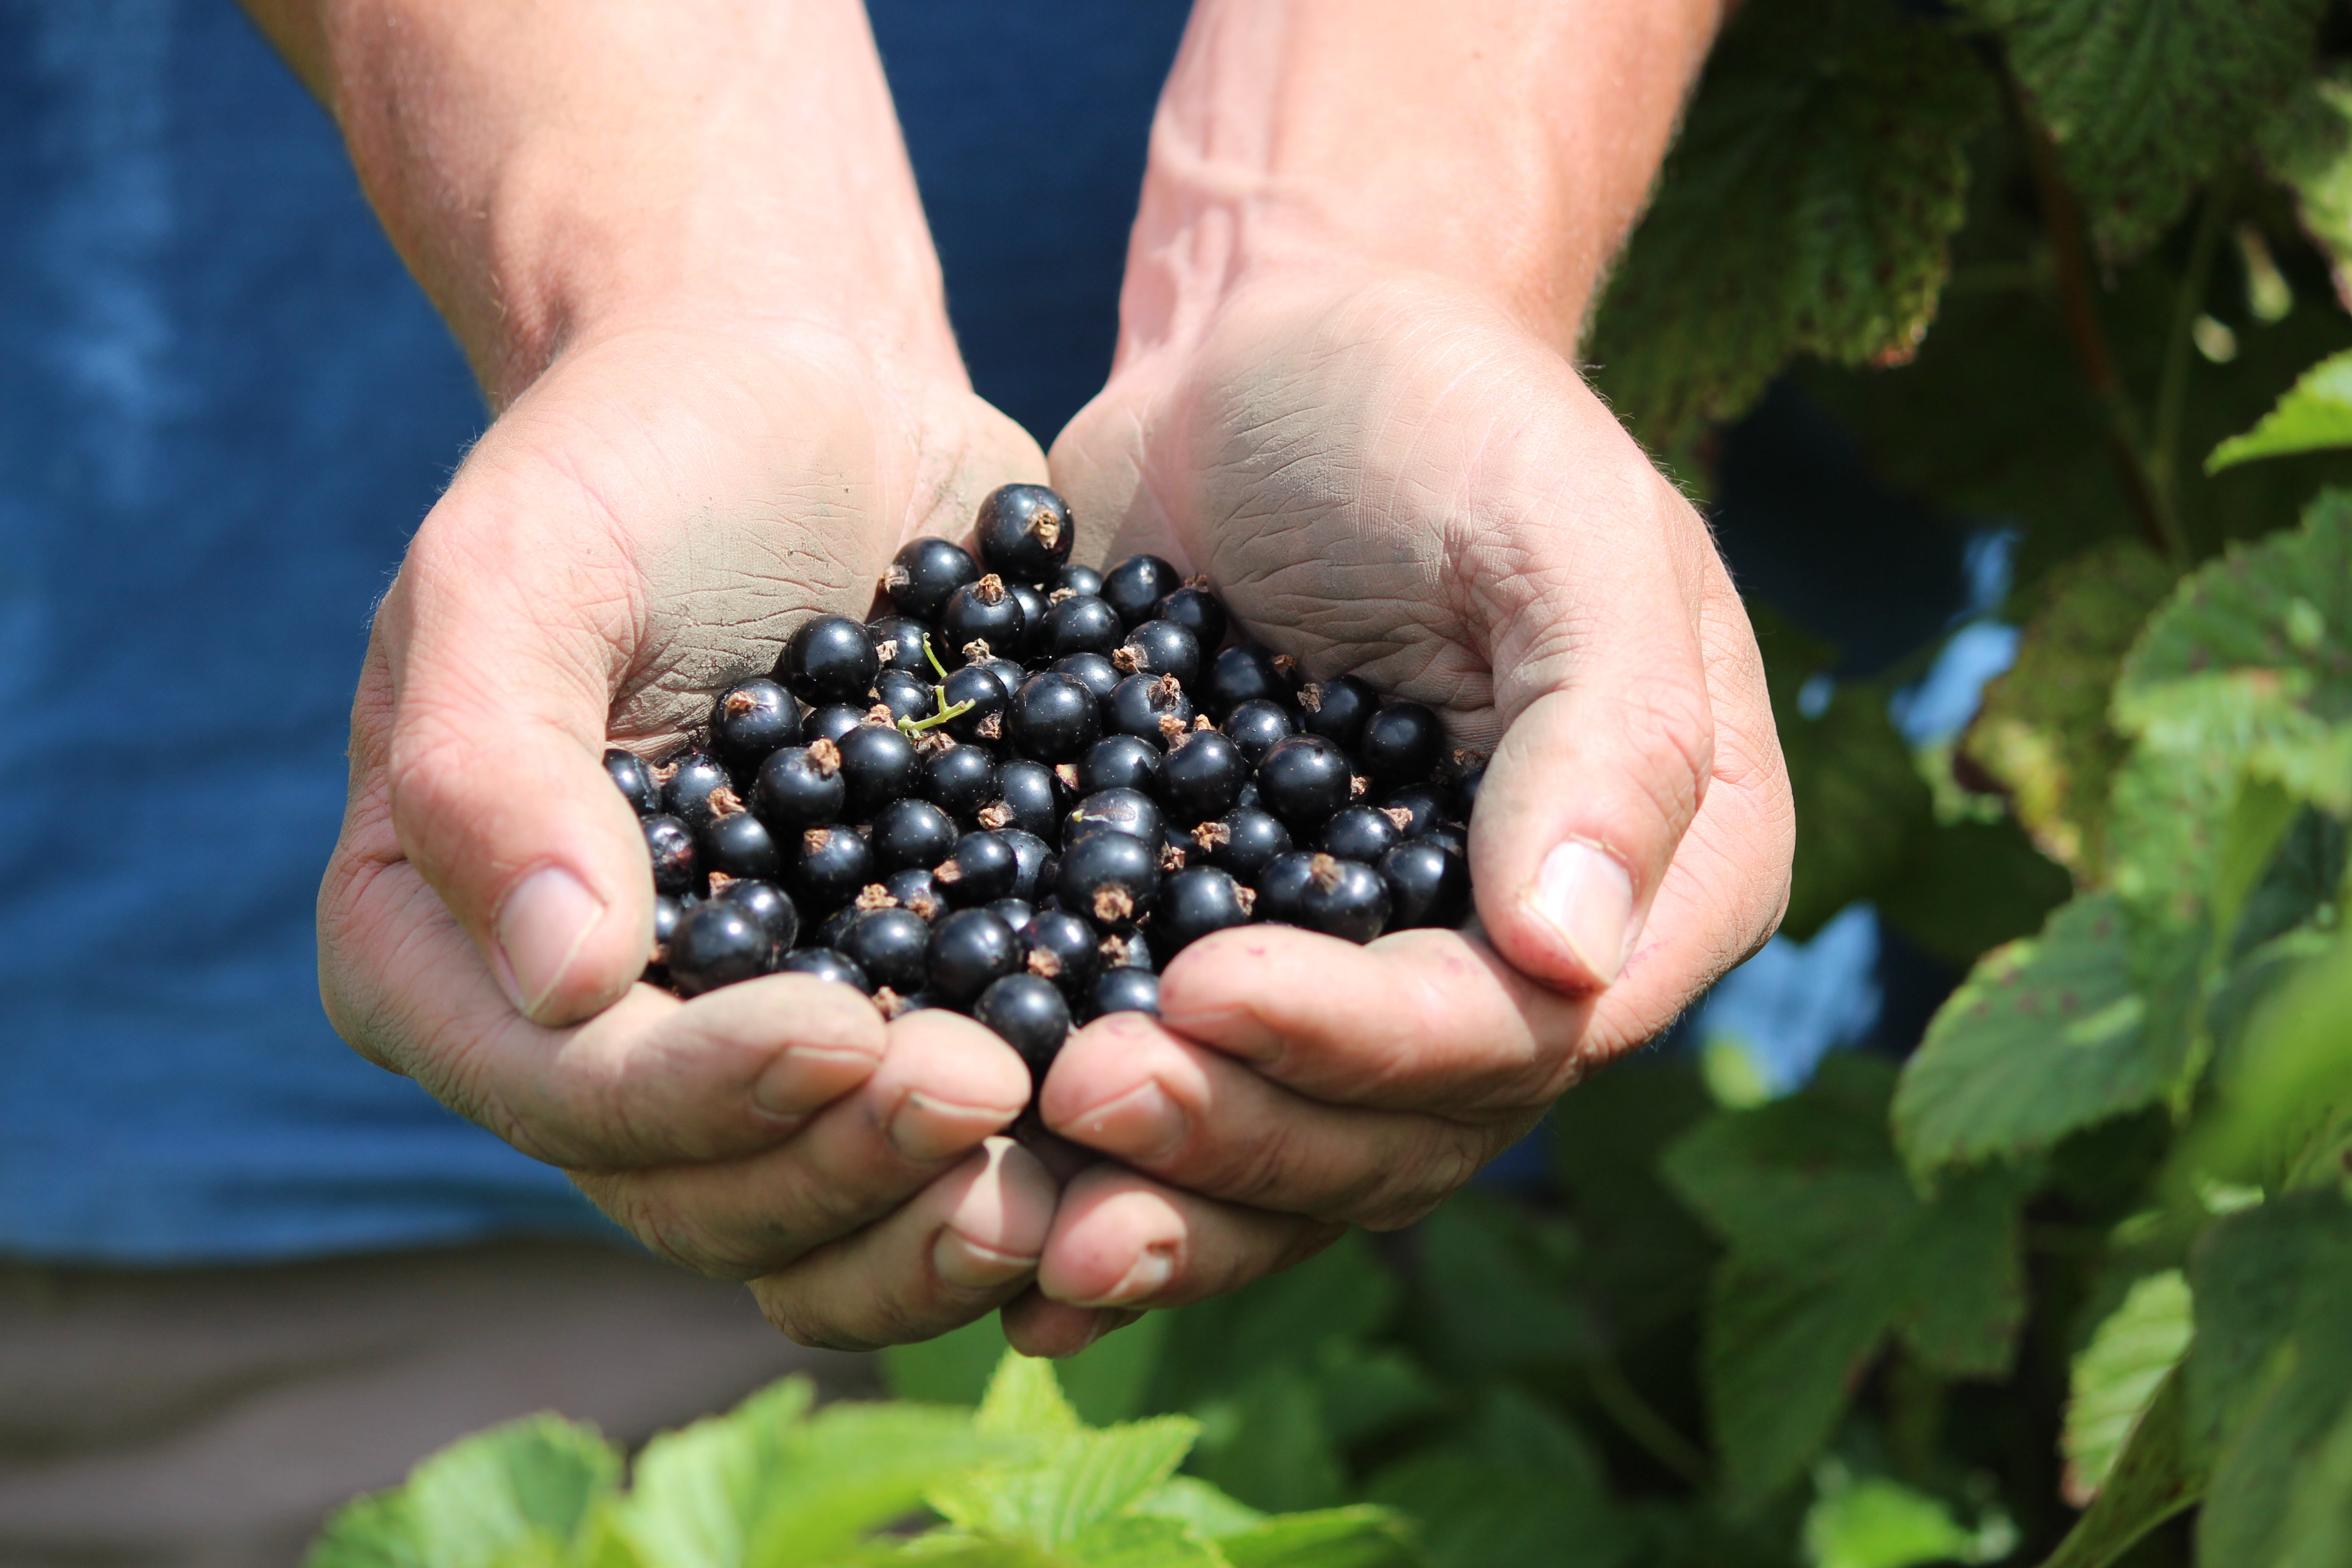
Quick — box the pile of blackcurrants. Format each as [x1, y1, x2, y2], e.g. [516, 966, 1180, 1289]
[608, 484, 1479, 1077]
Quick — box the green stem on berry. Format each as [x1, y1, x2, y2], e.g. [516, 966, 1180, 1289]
[923, 633, 950, 682]
[899, 697, 974, 738]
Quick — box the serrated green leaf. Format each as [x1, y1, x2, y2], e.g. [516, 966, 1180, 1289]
[1366, 1455, 1628, 1568]
[976, 1354, 1085, 1441]
[1059, 1517, 1226, 1568]
[1411, 1192, 1594, 1374]
[1131, 1480, 1265, 1541]
[2037, 1370, 2202, 1568]
[2265, 71, 2352, 311]
[1964, 0, 2327, 259]
[1589, 0, 1994, 445]
[1213, 1510, 1420, 1568]
[2210, 348, 2352, 471]
[1700, 1261, 1896, 1511]
[1802, 1475, 1982, 1568]
[2115, 488, 2352, 813]
[611, 1381, 814, 1568]
[1961, 544, 2179, 877]
[747, 1407, 1002, 1568]
[930, 1367, 1199, 1555]
[2273, 1398, 2352, 1568]
[306, 1491, 428, 1568]
[306, 1415, 621, 1568]
[2187, 929, 2352, 1194]
[2062, 1272, 2194, 1505]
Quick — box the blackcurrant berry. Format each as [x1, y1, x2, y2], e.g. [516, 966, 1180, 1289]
[1421, 823, 1469, 860]
[974, 972, 1072, 1077]
[937, 664, 1009, 746]
[836, 907, 932, 995]
[648, 892, 688, 979]
[980, 760, 1063, 839]
[1382, 784, 1452, 839]
[644, 814, 699, 896]
[1050, 652, 1121, 713]
[1000, 828, 1058, 904]
[1007, 581, 1051, 660]
[940, 574, 1026, 662]
[1205, 642, 1295, 718]
[874, 669, 934, 726]
[1050, 562, 1104, 599]
[882, 536, 980, 622]
[1299, 853, 1390, 944]
[1007, 672, 1101, 762]
[1220, 699, 1294, 767]
[1297, 675, 1377, 749]
[1319, 803, 1404, 864]
[1254, 851, 1316, 924]
[1156, 866, 1253, 954]
[976, 655, 1028, 703]
[1159, 730, 1249, 823]
[715, 877, 799, 958]
[754, 739, 847, 830]
[789, 825, 874, 912]
[1254, 734, 1353, 832]
[1045, 594, 1124, 658]
[1101, 554, 1181, 629]
[1360, 701, 1444, 786]
[920, 740, 998, 819]
[700, 805, 784, 881]
[1078, 735, 1166, 798]
[667, 902, 771, 996]
[867, 614, 935, 676]
[1379, 841, 1471, 930]
[814, 900, 862, 954]
[1191, 808, 1294, 882]
[1112, 618, 1202, 690]
[883, 868, 946, 922]
[1022, 909, 1101, 1002]
[1101, 926, 1155, 974]
[1107, 672, 1195, 748]
[1090, 966, 1161, 1019]
[606, 748, 662, 816]
[776, 946, 872, 992]
[660, 749, 735, 828]
[1058, 830, 1161, 928]
[710, 679, 803, 768]
[1066, 788, 1165, 851]
[1154, 581, 1229, 650]
[834, 721, 919, 817]
[989, 898, 1038, 937]
[927, 907, 1022, 1006]
[870, 797, 960, 874]
[974, 483, 1075, 584]
[780, 615, 880, 707]
[803, 704, 868, 747]
[933, 830, 1019, 906]
[1442, 748, 1487, 818]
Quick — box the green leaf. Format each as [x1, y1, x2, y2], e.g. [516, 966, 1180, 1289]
[1131, 1480, 1266, 1541]
[2114, 487, 2352, 813]
[2187, 930, 2352, 1194]
[1962, 0, 2327, 259]
[1366, 1390, 1627, 1568]
[1058, 1517, 1225, 1568]
[744, 1406, 1001, 1568]
[1550, 1063, 1722, 1347]
[975, 1353, 1084, 1441]
[1589, 0, 1994, 445]
[307, 1492, 429, 1568]
[1152, 1233, 1396, 1410]
[1410, 1193, 1594, 1375]
[2210, 348, 2352, 471]
[1960, 544, 2179, 877]
[1895, 894, 2186, 1177]
[1802, 1474, 1984, 1568]
[2061, 1271, 2194, 1505]
[1187, 1365, 1346, 1515]
[608, 1380, 814, 1568]
[1874, 815, 2075, 968]
[2264, 70, 2352, 311]
[308, 1415, 622, 1568]
[883, 1314, 1006, 1408]
[1058, 1312, 1175, 1428]
[1213, 1510, 1421, 1568]
[2037, 1370, 2203, 1568]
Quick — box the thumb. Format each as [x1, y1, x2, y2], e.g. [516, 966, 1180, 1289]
[1470, 467, 1719, 995]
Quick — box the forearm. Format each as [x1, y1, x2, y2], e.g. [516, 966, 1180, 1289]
[1125, 0, 1725, 356]
[240, 0, 954, 405]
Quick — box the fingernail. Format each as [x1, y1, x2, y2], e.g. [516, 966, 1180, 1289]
[932, 1229, 1039, 1289]
[1064, 1081, 1186, 1161]
[1075, 1245, 1175, 1307]
[752, 1045, 879, 1120]
[887, 1092, 1017, 1163]
[1529, 840, 1635, 987]
[494, 866, 605, 1018]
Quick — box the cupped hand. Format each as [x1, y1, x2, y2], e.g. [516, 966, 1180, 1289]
[318, 318, 1059, 1348]
[1007, 274, 1793, 1351]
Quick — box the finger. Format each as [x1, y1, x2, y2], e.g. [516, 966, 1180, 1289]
[1156, 924, 1594, 1115]
[569, 1009, 1032, 1278]
[1000, 1292, 1143, 1360]
[1035, 1166, 1342, 1311]
[749, 1137, 1058, 1351]
[1038, 1009, 1521, 1229]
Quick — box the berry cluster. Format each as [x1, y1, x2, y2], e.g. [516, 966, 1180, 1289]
[609, 483, 1480, 1078]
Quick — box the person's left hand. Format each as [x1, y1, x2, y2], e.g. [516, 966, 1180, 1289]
[999, 270, 1793, 1356]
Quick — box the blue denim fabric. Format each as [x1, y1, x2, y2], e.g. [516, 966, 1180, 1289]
[0, 0, 1188, 1260]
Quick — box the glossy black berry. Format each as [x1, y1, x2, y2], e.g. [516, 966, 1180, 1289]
[934, 830, 1019, 906]
[1299, 853, 1390, 944]
[1009, 583, 1052, 657]
[660, 750, 735, 828]
[1101, 554, 1181, 629]
[814, 900, 862, 954]
[1443, 749, 1488, 818]
[990, 898, 1038, 937]
[1153, 583, 1229, 652]
[974, 972, 1072, 1077]
[836, 907, 932, 995]
[1058, 830, 1161, 928]
[644, 814, 699, 896]
[1050, 562, 1104, 599]
[1254, 851, 1317, 924]
[1156, 866, 1253, 954]
[1113, 618, 1202, 691]
[920, 741, 998, 819]
[867, 615, 935, 675]
[1022, 909, 1101, 1002]
[1007, 672, 1101, 762]
[1192, 808, 1294, 882]
[1160, 730, 1249, 823]
[1102, 926, 1155, 973]
[1220, 699, 1294, 767]
[1045, 593, 1124, 658]
[834, 722, 919, 817]
[1066, 788, 1165, 850]
[1297, 675, 1377, 750]
[1107, 672, 1195, 748]
[1382, 785, 1452, 839]
[883, 868, 946, 922]
[974, 483, 1075, 584]
[1421, 823, 1470, 860]
[1254, 734, 1354, 832]
[883, 536, 981, 622]
[940, 574, 1027, 663]
[1051, 652, 1121, 713]
[1205, 643, 1296, 718]
[789, 825, 875, 912]
[1090, 966, 1161, 1019]
[804, 704, 868, 747]
[666, 902, 771, 996]
[1000, 828, 1058, 904]
[1320, 803, 1405, 864]
[776, 946, 872, 993]
[1078, 735, 1165, 798]
[700, 807, 784, 882]
[870, 798, 960, 874]
[874, 669, 934, 726]
[647, 893, 688, 978]
[753, 739, 847, 830]
[980, 760, 1063, 839]
[937, 664, 1010, 746]
[1360, 701, 1445, 786]
[780, 615, 880, 706]
[606, 749, 662, 816]
[1380, 842, 1471, 930]
[976, 655, 1028, 700]
[710, 679, 803, 768]
[715, 877, 799, 958]
[927, 908, 1022, 1006]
